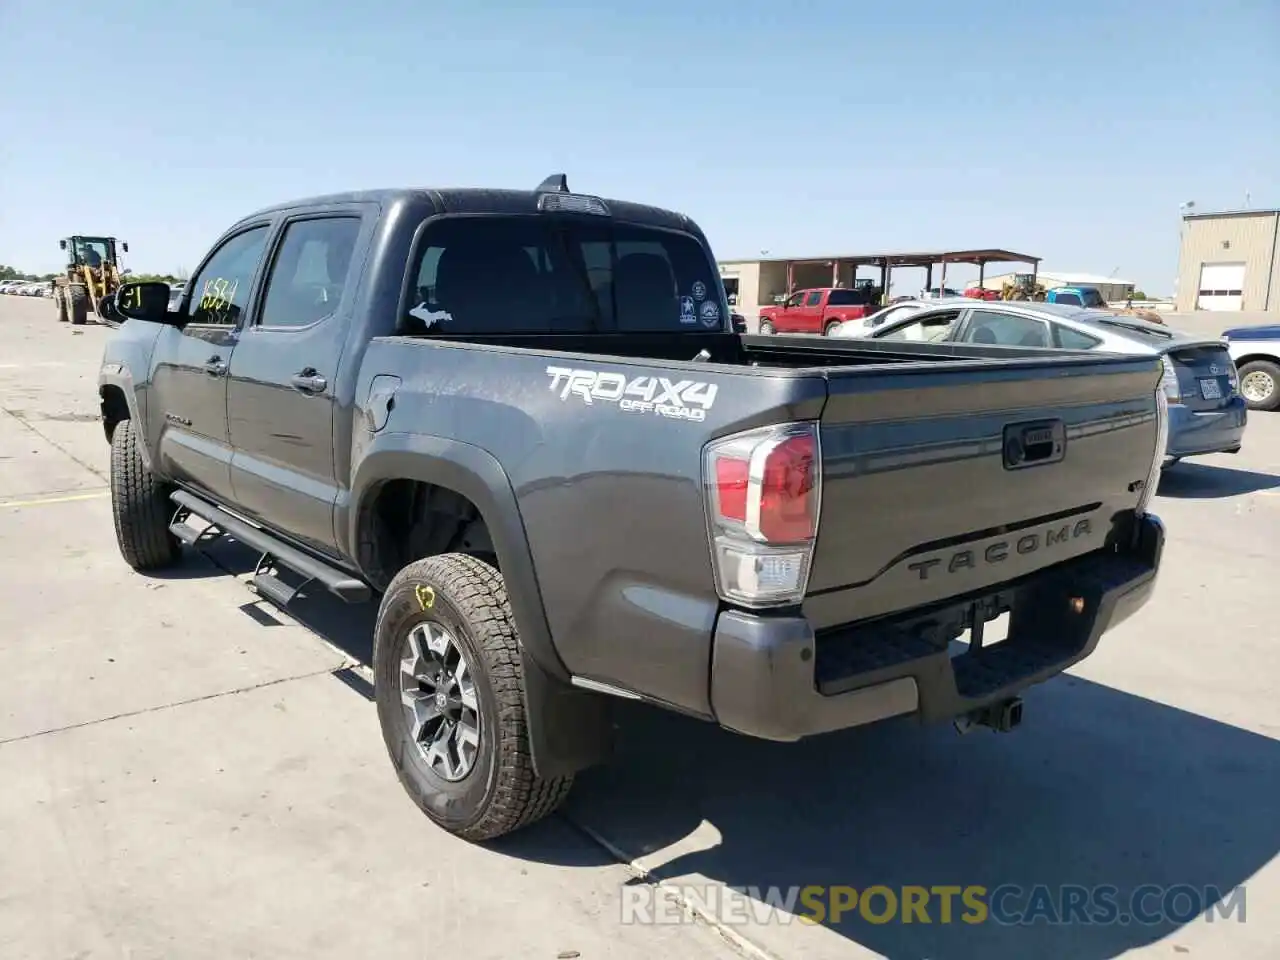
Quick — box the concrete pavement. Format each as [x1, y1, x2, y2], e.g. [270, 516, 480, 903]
[1, 293, 1277, 960]
[0, 297, 739, 960]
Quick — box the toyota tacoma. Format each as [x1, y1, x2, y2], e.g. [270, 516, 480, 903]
[99, 175, 1168, 841]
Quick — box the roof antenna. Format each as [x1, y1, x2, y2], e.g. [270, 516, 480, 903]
[537, 173, 569, 193]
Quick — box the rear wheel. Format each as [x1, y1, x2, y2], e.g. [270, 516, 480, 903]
[68, 285, 89, 326]
[1238, 360, 1280, 411]
[54, 289, 68, 323]
[374, 553, 574, 841]
[823, 320, 841, 336]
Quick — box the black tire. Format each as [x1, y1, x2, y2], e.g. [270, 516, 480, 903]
[374, 553, 574, 842]
[55, 290, 68, 323]
[758, 319, 774, 335]
[69, 285, 89, 326]
[109, 419, 181, 570]
[1237, 359, 1280, 412]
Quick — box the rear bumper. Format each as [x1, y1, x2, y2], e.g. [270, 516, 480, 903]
[708, 514, 1165, 742]
[1166, 398, 1247, 457]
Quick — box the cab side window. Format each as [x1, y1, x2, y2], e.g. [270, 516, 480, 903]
[186, 226, 271, 326]
[805, 291, 823, 307]
[257, 217, 362, 329]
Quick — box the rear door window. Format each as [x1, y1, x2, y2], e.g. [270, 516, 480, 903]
[403, 216, 722, 334]
[960, 309, 1051, 347]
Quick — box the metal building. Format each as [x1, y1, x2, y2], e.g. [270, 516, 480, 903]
[718, 248, 1039, 324]
[1175, 207, 1280, 314]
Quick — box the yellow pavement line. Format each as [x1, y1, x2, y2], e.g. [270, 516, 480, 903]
[0, 490, 110, 510]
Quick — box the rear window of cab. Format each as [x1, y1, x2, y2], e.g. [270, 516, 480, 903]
[402, 216, 724, 335]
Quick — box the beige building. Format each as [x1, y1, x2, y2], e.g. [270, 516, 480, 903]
[1175, 208, 1280, 314]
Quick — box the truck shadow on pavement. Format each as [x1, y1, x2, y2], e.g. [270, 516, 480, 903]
[179, 538, 1279, 960]
[559, 685, 1280, 960]
[1158, 461, 1280, 499]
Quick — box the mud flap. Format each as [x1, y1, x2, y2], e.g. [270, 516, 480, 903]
[521, 648, 615, 780]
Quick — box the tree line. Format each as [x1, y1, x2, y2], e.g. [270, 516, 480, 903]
[1, 264, 185, 285]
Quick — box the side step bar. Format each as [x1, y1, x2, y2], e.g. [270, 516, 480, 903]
[169, 489, 370, 605]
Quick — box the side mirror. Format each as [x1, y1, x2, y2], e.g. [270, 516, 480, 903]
[731, 313, 747, 333]
[122, 242, 129, 253]
[113, 281, 175, 325]
[59, 239, 67, 250]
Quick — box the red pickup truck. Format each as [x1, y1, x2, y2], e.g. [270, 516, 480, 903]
[757, 286, 880, 335]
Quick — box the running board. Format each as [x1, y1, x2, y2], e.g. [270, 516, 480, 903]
[168, 490, 371, 605]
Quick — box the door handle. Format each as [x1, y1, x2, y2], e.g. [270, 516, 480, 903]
[290, 368, 327, 393]
[204, 356, 227, 377]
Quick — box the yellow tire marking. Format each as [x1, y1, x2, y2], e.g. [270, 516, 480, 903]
[0, 490, 110, 510]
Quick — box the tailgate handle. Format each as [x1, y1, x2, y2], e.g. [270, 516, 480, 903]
[1003, 419, 1065, 470]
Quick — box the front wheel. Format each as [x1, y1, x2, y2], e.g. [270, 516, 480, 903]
[109, 419, 181, 570]
[68, 285, 89, 325]
[374, 553, 574, 842]
[758, 319, 774, 335]
[1238, 360, 1280, 411]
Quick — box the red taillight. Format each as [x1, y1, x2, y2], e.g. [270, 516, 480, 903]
[758, 434, 816, 541]
[702, 422, 822, 607]
[714, 456, 749, 522]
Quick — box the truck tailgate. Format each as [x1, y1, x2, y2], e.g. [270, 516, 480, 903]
[803, 355, 1163, 629]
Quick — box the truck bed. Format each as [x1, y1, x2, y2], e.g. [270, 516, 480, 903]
[373, 329, 1163, 724]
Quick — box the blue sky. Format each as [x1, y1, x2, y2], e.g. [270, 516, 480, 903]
[1, 0, 1276, 294]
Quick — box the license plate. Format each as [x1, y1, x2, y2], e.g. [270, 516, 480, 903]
[1200, 378, 1222, 400]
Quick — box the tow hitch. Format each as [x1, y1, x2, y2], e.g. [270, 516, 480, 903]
[954, 697, 1024, 735]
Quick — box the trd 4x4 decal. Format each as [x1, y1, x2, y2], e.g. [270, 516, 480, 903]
[545, 366, 718, 422]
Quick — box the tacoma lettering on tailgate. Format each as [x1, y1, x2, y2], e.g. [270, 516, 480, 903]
[907, 518, 1093, 581]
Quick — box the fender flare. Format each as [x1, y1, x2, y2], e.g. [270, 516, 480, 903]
[97, 365, 150, 469]
[348, 433, 614, 779]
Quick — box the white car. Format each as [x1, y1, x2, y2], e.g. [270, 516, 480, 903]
[832, 297, 973, 338]
[836, 299, 1247, 463]
[1221, 323, 1280, 411]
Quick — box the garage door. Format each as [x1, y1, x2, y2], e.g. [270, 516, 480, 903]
[1196, 263, 1245, 311]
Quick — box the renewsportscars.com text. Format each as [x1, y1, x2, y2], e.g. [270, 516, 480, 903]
[619, 883, 1247, 927]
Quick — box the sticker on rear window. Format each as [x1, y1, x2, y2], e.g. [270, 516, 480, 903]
[692, 280, 707, 301]
[699, 300, 720, 327]
[680, 296, 696, 324]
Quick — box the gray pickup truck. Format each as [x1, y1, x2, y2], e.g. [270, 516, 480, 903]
[100, 175, 1168, 842]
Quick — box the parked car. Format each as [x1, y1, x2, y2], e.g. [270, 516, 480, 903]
[1222, 323, 1280, 411]
[757, 286, 881, 335]
[835, 299, 1245, 462]
[963, 286, 1001, 301]
[167, 281, 187, 311]
[100, 176, 1167, 843]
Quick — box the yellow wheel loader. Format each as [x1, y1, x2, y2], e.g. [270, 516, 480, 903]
[1000, 273, 1047, 302]
[52, 236, 128, 325]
